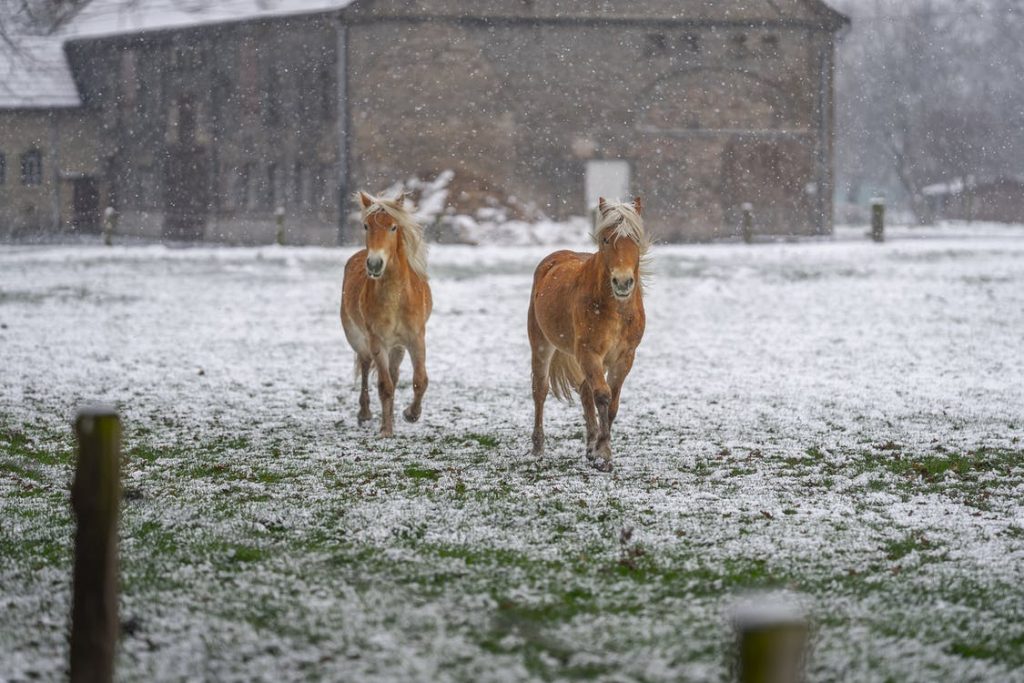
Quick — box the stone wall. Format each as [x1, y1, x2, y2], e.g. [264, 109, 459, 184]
[346, 2, 841, 240]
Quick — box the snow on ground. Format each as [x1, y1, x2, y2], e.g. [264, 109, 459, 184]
[1, 225, 1023, 681]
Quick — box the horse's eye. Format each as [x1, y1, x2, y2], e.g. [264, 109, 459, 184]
[363, 223, 368, 231]
[390, 225, 398, 232]
[603, 237, 610, 244]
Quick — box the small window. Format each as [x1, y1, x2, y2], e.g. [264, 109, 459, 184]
[21, 149, 42, 186]
[645, 33, 668, 57]
[681, 33, 700, 53]
[0, 152, 6, 185]
[730, 33, 749, 59]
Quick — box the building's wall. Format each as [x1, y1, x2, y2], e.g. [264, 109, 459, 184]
[0, 109, 102, 237]
[346, 4, 842, 240]
[67, 14, 343, 246]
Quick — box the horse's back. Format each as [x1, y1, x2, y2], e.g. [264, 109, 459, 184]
[532, 250, 589, 290]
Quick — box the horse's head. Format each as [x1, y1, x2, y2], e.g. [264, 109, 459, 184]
[356, 190, 429, 281]
[596, 196, 647, 300]
[359, 191, 405, 279]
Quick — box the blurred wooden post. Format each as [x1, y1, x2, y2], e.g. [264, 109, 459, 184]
[964, 175, 974, 225]
[741, 203, 754, 244]
[70, 406, 121, 683]
[870, 198, 885, 242]
[102, 207, 118, 247]
[275, 206, 286, 246]
[734, 601, 809, 683]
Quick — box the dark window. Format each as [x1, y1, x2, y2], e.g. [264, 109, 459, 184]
[681, 33, 700, 53]
[263, 68, 281, 127]
[21, 149, 42, 186]
[120, 50, 138, 111]
[239, 40, 259, 114]
[645, 33, 668, 57]
[0, 152, 5, 185]
[319, 65, 333, 120]
[265, 163, 278, 209]
[730, 33, 749, 59]
[293, 161, 306, 207]
[237, 163, 252, 210]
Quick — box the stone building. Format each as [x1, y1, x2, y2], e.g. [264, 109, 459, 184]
[1, 0, 847, 243]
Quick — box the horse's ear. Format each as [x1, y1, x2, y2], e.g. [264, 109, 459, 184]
[598, 197, 610, 216]
[358, 191, 373, 209]
[395, 193, 405, 209]
[633, 196, 643, 216]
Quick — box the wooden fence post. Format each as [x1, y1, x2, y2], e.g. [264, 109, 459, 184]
[275, 206, 286, 246]
[870, 198, 885, 243]
[733, 601, 809, 683]
[102, 207, 118, 247]
[70, 406, 121, 683]
[741, 203, 754, 244]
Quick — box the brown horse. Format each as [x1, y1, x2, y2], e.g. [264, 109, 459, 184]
[341, 191, 432, 436]
[528, 197, 649, 471]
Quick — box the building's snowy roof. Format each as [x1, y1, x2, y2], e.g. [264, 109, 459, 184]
[0, 1, 357, 110]
[0, 36, 81, 109]
[56, 0, 357, 41]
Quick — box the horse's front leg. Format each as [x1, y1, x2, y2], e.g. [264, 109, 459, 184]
[358, 355, 373, 426]
[579, 381, 599, 461]
[403, 332, 428, 423]
[607, 350, 636, 427]
[370, 339, 395, 437]
[579, 350, 613, 471]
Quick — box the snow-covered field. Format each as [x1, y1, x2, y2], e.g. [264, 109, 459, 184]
[2, 225, 1023, 682]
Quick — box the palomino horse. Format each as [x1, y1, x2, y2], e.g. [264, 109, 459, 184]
[528, 197, 649, 471]
[341, 191, 432, 436]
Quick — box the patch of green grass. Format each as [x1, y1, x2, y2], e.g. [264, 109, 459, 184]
[404, 464, 440, 481]
[883, 531, 934, 562]
[884, 448, 1021, 482]
[466, 433, 500, 448]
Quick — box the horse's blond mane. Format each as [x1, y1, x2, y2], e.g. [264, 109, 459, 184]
[594, 200, 652, 285]
[357, 192, 429, 279]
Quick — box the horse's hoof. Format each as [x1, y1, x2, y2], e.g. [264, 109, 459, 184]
[585, 446, 597, 461]
[358, 414, 373, 427]
[380, 427, 394, 438]
[403, 406, 420, 423]
[593, 458, 613, 473]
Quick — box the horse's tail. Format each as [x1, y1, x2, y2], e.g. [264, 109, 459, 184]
[548, 351, 584, 403]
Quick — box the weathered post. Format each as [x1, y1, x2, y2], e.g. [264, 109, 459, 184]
[741, 203, 754, 244]
[870, 198, 885, 243]
[733, 600, 809, 683]
[964, 175, 975, 225]
[275, 206, 286, 246]
[70, 406, 121, 683]
[102, 207, 118, 247]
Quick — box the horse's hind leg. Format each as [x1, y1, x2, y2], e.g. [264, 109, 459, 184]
[579, 381, 599, 461]
[403, 334, 428, 423]
[530, 343, 555, 456]
[358, 355, 373, 426]
[389, 347, 405, 389]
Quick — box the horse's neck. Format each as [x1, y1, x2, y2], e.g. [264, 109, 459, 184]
[583, 251, 615, 303]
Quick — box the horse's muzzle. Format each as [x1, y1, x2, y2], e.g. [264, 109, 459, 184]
[366, 255, 385, 279]
[611, 275, 635, 299]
